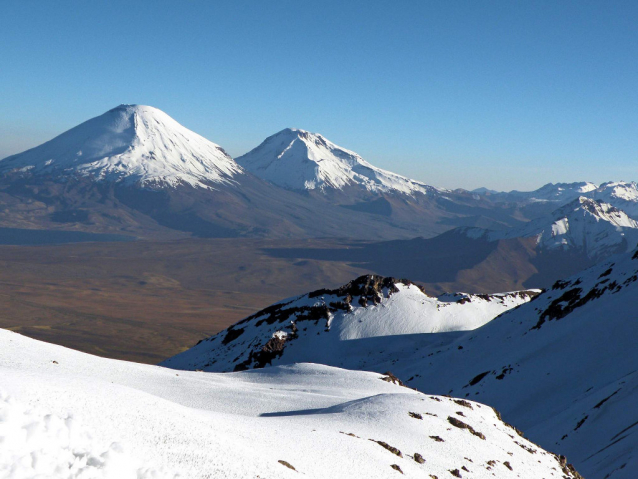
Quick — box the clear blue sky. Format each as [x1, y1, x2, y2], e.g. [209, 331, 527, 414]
[1, 1, 636, 191]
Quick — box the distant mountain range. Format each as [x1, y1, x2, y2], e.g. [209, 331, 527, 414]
[474, 180, 638, 221]
[4, 104, 638, 291]
[488, 196, 638, 258]
[260, 196, 638, 293]
[0, 104, 524, 241]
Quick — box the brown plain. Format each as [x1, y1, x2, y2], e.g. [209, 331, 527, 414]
[0, 233, 584, 364]
[0, 238, 372, 363]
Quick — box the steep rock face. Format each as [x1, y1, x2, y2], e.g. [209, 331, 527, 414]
[236, 128, 439, 195]
[161, 274, 537, 372]
[0, 105, 242, 189]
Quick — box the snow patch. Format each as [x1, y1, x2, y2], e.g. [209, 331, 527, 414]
[0, 392, 177, 479]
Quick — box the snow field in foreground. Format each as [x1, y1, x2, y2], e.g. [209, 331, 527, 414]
[0, 327, 580, 478]
[0, 392, 177, 479]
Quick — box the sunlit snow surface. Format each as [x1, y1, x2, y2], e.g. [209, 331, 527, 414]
[0, 328, 579, 478]
[236, 128, 441, 195]
[0, 105, 242, 189]
[0, 393, 175, 478]
[462, 196, 638, 260]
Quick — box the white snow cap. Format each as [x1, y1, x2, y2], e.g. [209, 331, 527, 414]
[236, 128, 438, 195]
[0, 104, 242, 189]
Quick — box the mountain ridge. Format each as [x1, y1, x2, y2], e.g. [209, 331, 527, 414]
[161, 274, 538, 372]
[483, 196, 638, 260]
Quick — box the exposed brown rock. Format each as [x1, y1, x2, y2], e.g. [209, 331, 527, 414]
[447, 416, 486, 440]
[278, 460, 296, 471]
[370, 439, 402, 457]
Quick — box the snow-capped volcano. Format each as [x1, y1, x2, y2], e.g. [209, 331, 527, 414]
[0, 105, 242, 189]
[236, 128, 438, 195]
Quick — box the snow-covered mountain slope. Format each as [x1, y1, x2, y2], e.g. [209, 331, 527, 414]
[394, 250, 638, 479]
[0, 329, 581, 479]
[474, 196, 638, 260]
[0, 105, 242, 189]
[236, 128, 439, 195]
[164, 252, 638, 478]
[162, 275, 537, 373]
[593, 181, 638, 218]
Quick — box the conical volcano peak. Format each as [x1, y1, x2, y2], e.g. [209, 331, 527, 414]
[0, 105, 242, 189]
[237, 128, 439, 195]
